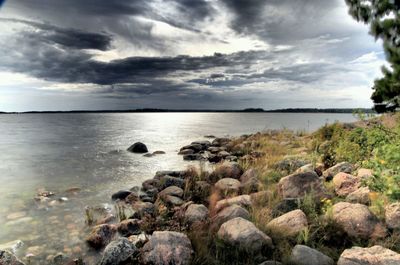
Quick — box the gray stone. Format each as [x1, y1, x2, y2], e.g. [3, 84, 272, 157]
[385, 202, 400, 229]
[290, 245, 334, 265]
[211, 204, 250, 230]
[141, 231, 193, 265]
[278, 171, 326, 199]
[127, 142, 148, 153]
[184, 204, 209, 224]
[215, 178, 241, 196]
[337, 245, 400, 265]
[323, 162, 353, 180]
[99, 238, 137, 265]
[158, 186, 184, 198]
[266, 209, 308, 237]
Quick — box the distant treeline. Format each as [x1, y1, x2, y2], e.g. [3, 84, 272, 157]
[0, 108, 375, 114]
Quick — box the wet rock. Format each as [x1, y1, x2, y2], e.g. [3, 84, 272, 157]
[0, 250, 25, 265]
[86, 224, 116, 249]
[180, 144, 203, 153]
[211, 204, 250, 230]
[208, 146, 221, 154]
[266, 209, 308, 237]
[322, 162, 353, 181]
[127, 142, 148, 153]
[141, 231, 193, 265]
[331, 202, 385, 239]
[132, 201, 156, 218]
[152, 151, 166, 155]
[385, 202, 400, 229]
[142, 179, 160, 191]
[215, 195, 252, 212]
[333, 172, 360, 197]
[157, 176, 185, 190]
[346, 187, 371, 205]
[212, 137, 230, 147]
[183, 154, 205, 161]
[208, 162, 243, 183]
[184, 204, 209, 224]
[337, 245, 400, 265]
[290, 245, 334, 265]
[215, 178, 241, 197]
[217, 217, 273, 253]
[160, 195, 184, 207]
[178, 149, 194, 155]
[278, 171, 327, 199]
[99, 238, 137, 265]
[158, 186, 184, 198]
[154, 171, 185, 179]
[118, 219, 141, 237]
[111, 190, 132, 201]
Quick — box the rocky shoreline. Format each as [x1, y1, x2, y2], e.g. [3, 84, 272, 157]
[2, 133, 400, 265]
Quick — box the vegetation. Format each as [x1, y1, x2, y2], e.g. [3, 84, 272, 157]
[345, 0, 400, 112]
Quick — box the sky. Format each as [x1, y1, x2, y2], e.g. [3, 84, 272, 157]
[0, 0, 387, 111]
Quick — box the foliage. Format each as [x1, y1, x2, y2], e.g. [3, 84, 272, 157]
[345, 0, 400, 112]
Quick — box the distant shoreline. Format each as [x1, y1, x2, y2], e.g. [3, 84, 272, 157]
[0, 108, 374, 114]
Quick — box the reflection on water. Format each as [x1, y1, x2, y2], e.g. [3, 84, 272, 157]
[0, 113, 357, 263]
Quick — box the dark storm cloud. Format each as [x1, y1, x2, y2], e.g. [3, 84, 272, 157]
[1, 18, 112, 50]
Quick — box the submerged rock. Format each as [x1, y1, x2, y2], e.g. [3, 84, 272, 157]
[127, 142, 148, 153]
[141, 231, 193, 265]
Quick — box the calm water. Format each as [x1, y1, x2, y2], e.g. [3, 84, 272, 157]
[0, 113, 356, 263]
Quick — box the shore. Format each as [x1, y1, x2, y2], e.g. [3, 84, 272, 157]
[2, 113, 400, 265]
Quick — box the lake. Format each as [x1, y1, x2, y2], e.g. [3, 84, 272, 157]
[0, 112, 357, 263]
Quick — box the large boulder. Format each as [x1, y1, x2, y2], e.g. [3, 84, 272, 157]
[289, 245, 334, 265]
[99, 238, 137, 265]
[266, 209, 308, 237]
[217, 217, 273, 253]
[127, 142, 148, 153]
[215, 178, 241, 197]
[278, 172, 326, 199]
[322, 162, 353, 180]
[208, 162, 243, 183]
[331, 202, 385, 239]
[184, 204, 209, 224]
[86, 224, 117, 249]
[385, 202, 400, 229]
[0, 250, 25, 265]
[337, 245, 400, 265]
[333, 172, 360, 197]
[141, 231, 193, 265]
[211, 204, 250, 230]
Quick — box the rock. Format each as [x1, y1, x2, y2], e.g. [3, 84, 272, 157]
[99, 238, 137, 265]
[215, 195, 252, 212]
[259, 261, 282, 265]
[274, 156, 309, 174]
[118, 219, 141, 237]
[295, 163, 324, 176]
[278, 171, 327, 199]
[160, 195, 184, 207]
[346, 187, 371, 205]
[143, 153, 154, 157]
[127, 142, 148, 153]
[154, 171, 185, 179]
[266, 209, 308, 237]
[217, 151, 230, 158]
[337, 245, 400, 265]
[158, 186, 184, 198]
[141, 231, 193, 265]
[178, 149, 194, 155]
[192, 181, 211, 202]
[209, 162, 243, 183]
[111, 190, 132, 201]
[208, 146, 221, 154]
[212, 137, 230, 147]
[184, 204, 209, 224]
[385, 202, 400, 229]
[333, 172, 360, 196]
[240, 177, 261, 194]
[322, 162, 353, 180]
[132, 201, 156, 218]
[218, 217, 273, 253]
[157, 176, 185, 190]
[152, 151, 166, 155]
[290, 245, 334, 265]
[52, 253, 71, 265]
[331, 202, 385, 239]
[215, 178, 241, 196]
[211, 204, 250, 230]
[128, 233, 149, 248]
[204, 135, 216, 138]
[240, 168, 258, 183]
[0, 250, 25, 265]
[0, 240, 23, 254]
[86, 224, 116, 249]
[183, 154, 205, 161]
[142, 179, 160, 191]
[271, 199, 301, 217]
[180, 144, 203, 153]
[357, 168, 373, 180]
